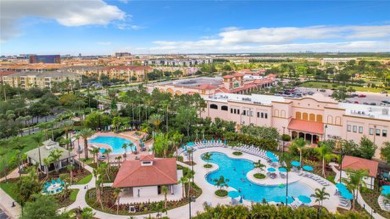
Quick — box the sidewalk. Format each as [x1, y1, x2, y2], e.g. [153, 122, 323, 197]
[0, 187, 21, 219]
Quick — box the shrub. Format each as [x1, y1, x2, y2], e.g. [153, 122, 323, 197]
[254, 173, 266, 179]
[232, 151, 242, 156]
[204, 164, 212, 168]
[281, 134, 291, 141]
[215, 189, 228, 197]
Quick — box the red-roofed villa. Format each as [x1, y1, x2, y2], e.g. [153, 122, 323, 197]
[113, 155, 183, 203]
[341, 155, 379, 189]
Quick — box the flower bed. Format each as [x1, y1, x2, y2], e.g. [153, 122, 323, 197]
[232, 151, 242, 156]
[360, 186, 390, 218]
[204, 164, 212, 168]
[253, 173, 266, 179]
[215, 189, 228, 197]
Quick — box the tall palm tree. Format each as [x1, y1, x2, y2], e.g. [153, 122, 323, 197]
[161, 185, 169, 209]
[179, 175, 189, 198]
[253, 160, 266, 173]
[311, 187, 330, 208]
[48, 149, 63, 173]
[115, 156, 122, 168]
[79, 128, 94, 160]
[67, 164, 75, 184]
[292, 138, 306, 167]
[149, 114, 164, 136]
[121, 143, 128, 160]
[213, 176, 229, 191]
[113, 188, 121, 215]
[90, 147, 100, 165]
[202, 152, 212, 165]
[343, 169, 368, 210]
[315, 142, 338, 177]
[103, 148, 112, 170]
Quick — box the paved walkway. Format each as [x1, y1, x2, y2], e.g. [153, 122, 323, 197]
[0, 187, 21, 219]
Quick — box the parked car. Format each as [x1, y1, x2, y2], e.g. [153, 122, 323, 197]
[354, 101, 359, 104]
[320, 89, 326, 92]
[370, 102, 377, 106]
[358, 94, 367, 98]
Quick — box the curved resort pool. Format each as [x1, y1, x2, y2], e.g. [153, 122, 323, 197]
[204, 152, 314, 204]
[89, 136, 136, 154]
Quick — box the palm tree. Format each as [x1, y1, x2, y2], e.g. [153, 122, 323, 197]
[179, 175, 189, 198]
[49, 149, 63, 173]
[90, 147, 100, 165]
[213, 176, 229, 191]
[292, 138, 306, 167]
[311, 187, 330, 208]
[172, 131, 183, 158]
[202, 152, 212, 165]
[67, 164, 75, 184]
[343, 169, 368, 210]
[43, 158, 51, 178]
[128, 142, 135, 154]
[149, 114, 164, 136]
[315, 142, 338, 177]
[115, 156, 122, 168]
[121, 143, 128, 160]
[253, 160, 266, 173]
[161, 185, 169, 209]
[113, 188, 121, 215]
[79, 128, 94, 160]
[103, 148, 112, 170]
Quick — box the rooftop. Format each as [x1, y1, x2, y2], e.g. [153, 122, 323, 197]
[113, 157, 178, 188]
[339, 103, 390, 120]
[25, 140, 76, 163]
[342, 155, 378, 177]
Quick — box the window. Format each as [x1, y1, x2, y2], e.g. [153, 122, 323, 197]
[257, 112, 260, 118]
[231, 109, 233, 114]
[353, 126, 357, 133]
[261, 112, 264, 118]
[376, 129, 381, 136]
[237, 109, 240, 115]
[265, 113, 268, 119]
[383, 130, 388, 137]
[221, 106, 228, 111]
[369, 128, 374, 135]
[234, 109, 236, 114]
[347, 125, 351, 132]
[359, 126, 363, 134]
[243, 110, 246, 116]
[210, 104, 218, 109]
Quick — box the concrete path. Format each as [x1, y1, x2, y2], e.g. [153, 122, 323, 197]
[0, 187, 21, 219]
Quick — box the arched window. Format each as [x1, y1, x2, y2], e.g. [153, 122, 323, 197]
[296, 112, 301, 120]
[210, 104, 218, 109]
[302, 113, 308, 121]
[281, 110, 286, 118]
[327, 115, 333, 124]
[309, 113, 316, 121]
[316, 115, 323, 123]
[274, 109, 279, 117]
[221, 105, 228, 111]
[335, 116, 341, 125]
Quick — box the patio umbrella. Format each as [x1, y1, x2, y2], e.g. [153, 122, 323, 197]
[228, 191, 240, 198]
[278, 167, 287, 172]
[381, 185, 390, 195]
[336, 183, 353, 200]
[303, 165, 314, 172]
[267, 167, 276, 172]
[291, 161, 301, 167]
[298, 195, 311, 204]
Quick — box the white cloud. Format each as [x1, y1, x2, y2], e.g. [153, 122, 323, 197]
[144, 25, 390, 53]
[0, 0, 126, 41]
[97, 41, 112, 46]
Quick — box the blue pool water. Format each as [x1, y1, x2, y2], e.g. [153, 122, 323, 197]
[89, 136, 136, 154]
[204, 152, 314, 204]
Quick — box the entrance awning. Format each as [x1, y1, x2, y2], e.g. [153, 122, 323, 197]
[288, 119, 324, 134]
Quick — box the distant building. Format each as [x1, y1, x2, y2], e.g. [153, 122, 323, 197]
[2, 70, 82, 89]
[115, 52, 132, 58]
[29, 55, 61, 64]
[321, 58, 356, 65]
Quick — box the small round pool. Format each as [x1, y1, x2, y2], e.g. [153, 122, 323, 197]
[204, 152, 314, 204]
[89, 136, 136, 154]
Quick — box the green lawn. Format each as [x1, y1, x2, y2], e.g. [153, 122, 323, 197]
[69, 189, 79, 202]
[75, 174, 92, 184]
[0, 180, 19, 201]
[300, 81, 384, 93]
[0, 133, 47, 178]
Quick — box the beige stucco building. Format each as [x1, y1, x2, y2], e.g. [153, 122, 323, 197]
[201, 93, 389, 158]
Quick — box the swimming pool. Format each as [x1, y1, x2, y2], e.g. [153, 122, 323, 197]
[204, 152, 314, 204]
[89, 136, 136, 154]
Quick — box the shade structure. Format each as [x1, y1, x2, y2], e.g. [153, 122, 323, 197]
[336, 183, 353, 200]
[267, 167, 276, 172]
[381, 185, 390, 195]
[291, 161, 301, 167]
[303, 165, 314, 172]
[228, 191, 240, 198]
[271, 158, 279, 163]
[298, 195, 311, 204]
[278, 167, 287, 172]
[275, 196, 295, 204]
[266, 151, 277, 159]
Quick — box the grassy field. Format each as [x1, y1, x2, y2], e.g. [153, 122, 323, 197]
[0, 133, 44, 177]
[75, 174, 92, 185]
[300, 81, 385, 93]
[69, 189, 79, 202]
[0, 180, 18, 201]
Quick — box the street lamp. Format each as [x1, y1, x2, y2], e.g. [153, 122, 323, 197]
[324, 124, 328, 141]
[336, 139, 344, 183]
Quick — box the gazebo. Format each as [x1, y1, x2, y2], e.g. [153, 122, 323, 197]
[26, 139, 76, 174]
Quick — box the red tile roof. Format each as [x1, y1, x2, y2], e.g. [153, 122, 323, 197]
[288, 119, 324, 134]
[232, 72, 245, 77]
[140, 154, 155, 161]
[113, 157, 178, 188]
[341, 155, 378, 177]
[197, 84, 218, 90]
[223, 75, 234, 79]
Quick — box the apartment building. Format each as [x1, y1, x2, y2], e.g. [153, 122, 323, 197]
[2, 70, 82, 89]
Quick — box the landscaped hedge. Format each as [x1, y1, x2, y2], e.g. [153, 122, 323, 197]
[224, 132, 278, 151]
[254, 173, 266, 179]
[232, 151, 243, 156]
[215, 189, 228, 197]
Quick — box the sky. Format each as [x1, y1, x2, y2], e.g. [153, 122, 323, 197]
[1, 0, 390, 55]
